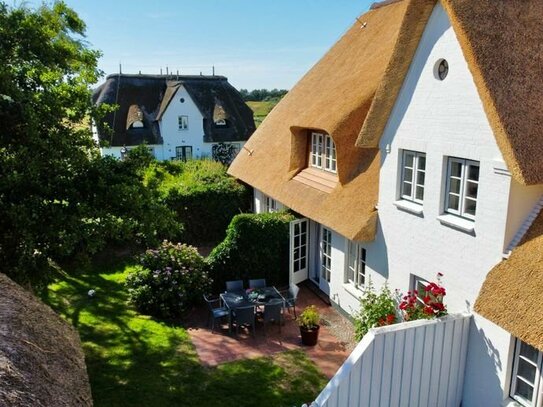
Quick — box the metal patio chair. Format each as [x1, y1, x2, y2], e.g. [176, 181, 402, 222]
[249, 278, 267, 289]
[203, 294, 229, 333]
[281, 283, 300, 319]
[232, 305, 256, 337]
[225, 279, 244, 293]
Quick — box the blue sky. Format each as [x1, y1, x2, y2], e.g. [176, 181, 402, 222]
[24, 0, 375, 89]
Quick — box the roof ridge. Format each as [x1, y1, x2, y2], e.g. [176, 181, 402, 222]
[105, 73, 227, 81]
[370, 0, 405, 10]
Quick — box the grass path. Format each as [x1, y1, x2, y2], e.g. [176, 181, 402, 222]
[42, 257, 326, 406]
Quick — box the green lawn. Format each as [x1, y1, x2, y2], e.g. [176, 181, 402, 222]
[247, 100, 280, 127]
[42, 257, 326, 407]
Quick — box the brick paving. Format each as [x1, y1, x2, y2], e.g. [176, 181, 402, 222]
[185, 284, 356, 378]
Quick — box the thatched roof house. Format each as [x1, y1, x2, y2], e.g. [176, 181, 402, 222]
[93, 74, 255, 147]
[0, 273, 92, 406]
[230, 0, 436, 241]
[358, 0, 543, 186]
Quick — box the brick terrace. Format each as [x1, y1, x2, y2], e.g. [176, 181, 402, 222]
[185, 284, 356, 378]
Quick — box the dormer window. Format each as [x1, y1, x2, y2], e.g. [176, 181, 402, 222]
[215, 119, 227, 127]
[126, 105, 145, 129]
[310, 132, 336, 173]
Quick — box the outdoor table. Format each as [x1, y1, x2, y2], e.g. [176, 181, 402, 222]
[220, 287, 285, 333]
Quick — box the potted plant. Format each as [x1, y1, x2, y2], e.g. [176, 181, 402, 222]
[299, 305, 320, 346]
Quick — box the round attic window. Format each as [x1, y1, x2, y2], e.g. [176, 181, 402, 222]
[435, 59, 449, 80]
[180, 98, 185, 103]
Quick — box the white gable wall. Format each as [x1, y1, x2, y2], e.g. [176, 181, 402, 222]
[377, 0, 506, 317]
[372, 3, 543, 405]
[158, 85, 206, 160]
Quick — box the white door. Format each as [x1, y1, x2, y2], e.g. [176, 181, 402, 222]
[289, 219, 309, 284]
[318, 226, 332, 295]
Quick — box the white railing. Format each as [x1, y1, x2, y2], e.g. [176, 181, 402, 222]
[307, 313, 471, 407]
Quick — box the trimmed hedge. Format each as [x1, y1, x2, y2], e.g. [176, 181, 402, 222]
[207, 212, 295, 292]
[144, 160, 251, 245]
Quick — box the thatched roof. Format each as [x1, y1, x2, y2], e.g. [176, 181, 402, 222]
[93, 74, 255, 147]
[0, 273, 92, 406]
[229, 0, 434, 241]
[475, 211, 543, 351]
[358, 0, 543, 186]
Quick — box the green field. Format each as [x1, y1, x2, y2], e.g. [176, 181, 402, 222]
[42, 256, 326, 407]
[247, 100, 280, 127]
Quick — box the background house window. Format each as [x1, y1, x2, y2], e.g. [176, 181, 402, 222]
[321, 227, 332, 283]
[445, 158, 479, 219]
[310, 132, 336, 173]
[175, 146, 192, 161]
[401, 150, 426, 204]
[178, 115, 189, 130]
[346, 241, 366, 288]
[510, 339, 542, 407]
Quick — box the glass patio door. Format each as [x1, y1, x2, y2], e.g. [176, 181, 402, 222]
[289, 218, 309, 284]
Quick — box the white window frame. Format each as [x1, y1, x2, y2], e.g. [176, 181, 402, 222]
[510, 339, 543, 407]
[320, 227, 332, 283]
[310, 132, 337, 173]
[175, 145, 192, 161]
[178, 115, 189, 130]
[324, 134, 337, 172]
[310, 132, 324, 168]
[265, 195, 278, 213]
[400, 150, 426, 204]
[445, 157, 479, 220]
[410, 274, 429, 306]
[346, 241, 366, 289]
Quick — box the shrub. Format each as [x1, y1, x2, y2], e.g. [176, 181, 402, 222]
[144, 160, 251, 245]
[298, 306, 320, 330]
[354, 280, 397, 341]
[126, 241, 211, 318]
[206, 212, 295, 292]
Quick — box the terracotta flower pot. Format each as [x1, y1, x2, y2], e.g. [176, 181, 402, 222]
[300, 325, 320, 346]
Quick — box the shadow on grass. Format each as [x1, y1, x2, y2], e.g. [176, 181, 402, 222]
[43, 256, 326, 407]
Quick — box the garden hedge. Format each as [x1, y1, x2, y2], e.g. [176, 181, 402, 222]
[145, 160, 252, 245]
[207, 212, 295, 292]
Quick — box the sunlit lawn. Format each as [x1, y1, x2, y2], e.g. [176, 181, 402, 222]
[42, 256, 327, 407]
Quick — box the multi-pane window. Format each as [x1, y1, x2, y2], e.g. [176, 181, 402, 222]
[175, 146, 192, 161]
[178, 115, 189, 130]
[411, 275, 429, 305]
[265, 195, 278, 213]
[310, 132, 337, 173]
[346, 241, 366, 288]
[510, 339, 542, 407]
[401, 150, 426, 204]
[310, 132, 324, 168]
[321, 227, 332, 283]
[445, 158, 479, 219]
[324, 135, 337, 172]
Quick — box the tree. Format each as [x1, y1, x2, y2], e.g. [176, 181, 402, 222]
[0, 2, 103, 287]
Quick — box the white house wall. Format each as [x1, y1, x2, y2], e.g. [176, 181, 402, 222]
[374, 2, 534, 405]
[158, 85, 208, 160]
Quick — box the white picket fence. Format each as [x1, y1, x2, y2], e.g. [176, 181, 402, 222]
[307, 313, 471, 407]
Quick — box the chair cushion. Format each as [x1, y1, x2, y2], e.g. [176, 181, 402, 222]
[212, 308, 229, 318]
